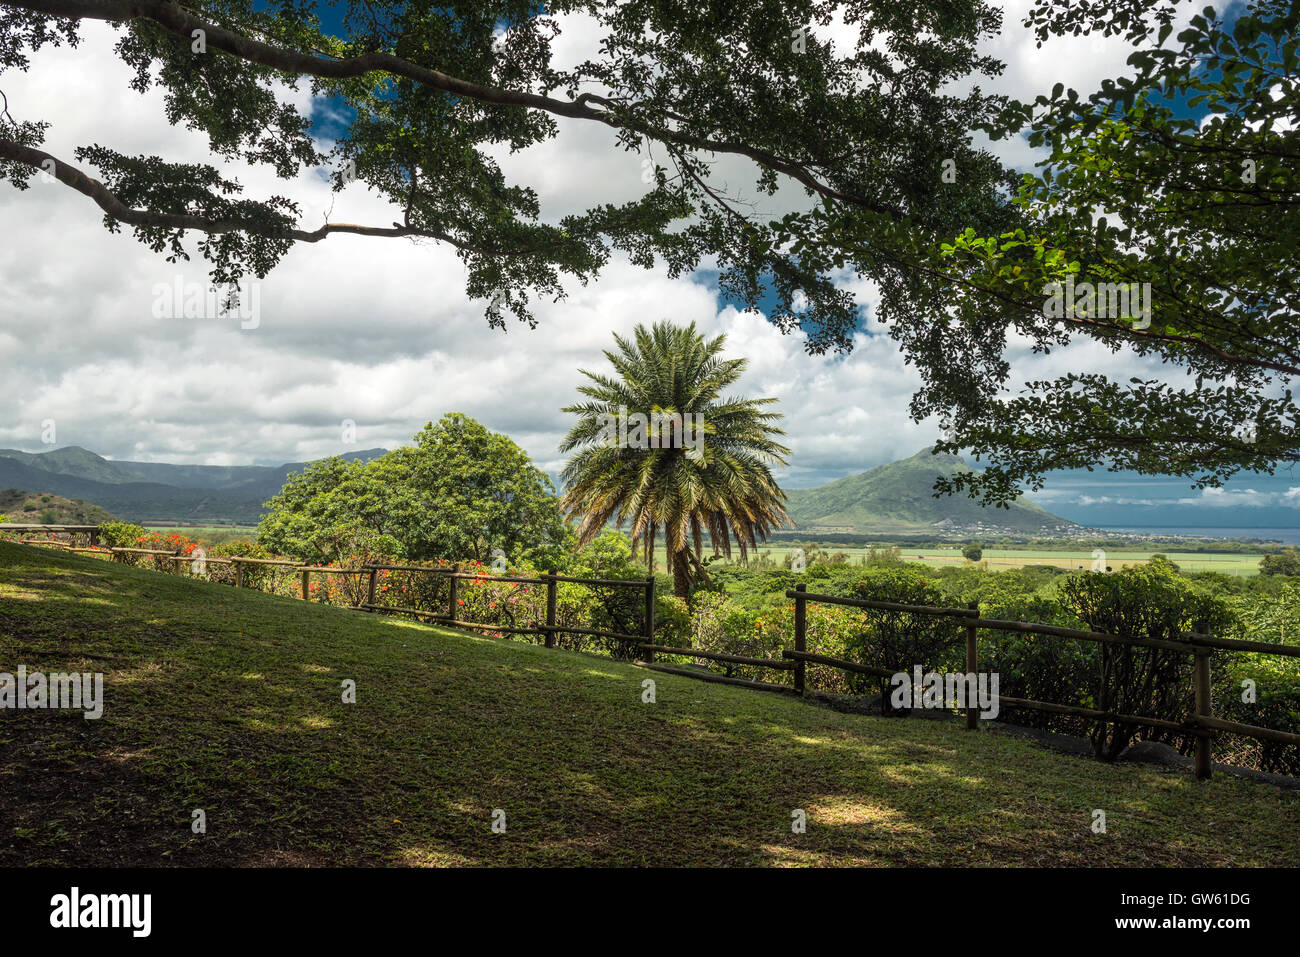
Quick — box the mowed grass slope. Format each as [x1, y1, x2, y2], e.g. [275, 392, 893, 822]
[1, 541, 1296, 867]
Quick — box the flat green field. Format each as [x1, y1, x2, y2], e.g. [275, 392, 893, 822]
[130, 535, 1263, 576]
[143, 525, 258, 534]
[3, 539, 1297, 866]
[705, 546, 1265, 576]
[141, 525, 259, 544]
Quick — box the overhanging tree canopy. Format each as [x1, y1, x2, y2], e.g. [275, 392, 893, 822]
[930, 0, 1300, 503]
[1, 0, 1295, 501]
[0, 0, 1012, 340]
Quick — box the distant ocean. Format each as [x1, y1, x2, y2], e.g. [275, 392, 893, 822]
[1102, 526, 1300, 546]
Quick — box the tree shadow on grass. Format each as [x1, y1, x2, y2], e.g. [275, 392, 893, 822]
[2, 542, 1297, 867]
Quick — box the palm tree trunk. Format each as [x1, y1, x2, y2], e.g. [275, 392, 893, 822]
[671, 548, 692, 599]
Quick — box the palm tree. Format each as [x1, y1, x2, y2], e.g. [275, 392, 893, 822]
[560, 321, 791, 598]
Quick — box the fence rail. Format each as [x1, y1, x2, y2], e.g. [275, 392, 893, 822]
[0, 523, 100, 535]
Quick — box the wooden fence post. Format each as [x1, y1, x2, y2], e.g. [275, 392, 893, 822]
[965, 601, 979, 730]
[1193, 618, 1213, 780]
[793, 583, 807, 695]
[448, 565, 459, 623]
[366, 566, 377, 610]
[234, 559, 244, 589]
[545, 569, 558, 648]
[300, 568, 310, 601]
[643, 574, 655, 663]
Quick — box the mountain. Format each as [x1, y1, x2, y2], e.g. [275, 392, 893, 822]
[1, 444, 1083, 535]
[109, 447, 387, 492]
[0, 446, 152, 484]
[0, 447, 388, 525]
[782, 448, 1083, 536]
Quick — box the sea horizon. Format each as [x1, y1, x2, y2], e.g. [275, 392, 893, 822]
[1100, 526, 1300, 546]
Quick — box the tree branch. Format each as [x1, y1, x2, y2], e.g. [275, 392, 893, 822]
[0, 137, 535, 255]
[7, 0, 901, 219]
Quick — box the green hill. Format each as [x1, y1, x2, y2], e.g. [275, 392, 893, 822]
[1, 539, 1294, 867]
[784, 448, 1082, 535]
[0, 489, 117, 525]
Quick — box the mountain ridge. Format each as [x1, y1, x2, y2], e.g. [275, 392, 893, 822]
[0, 444, 1082, 534]
[0, 446, 388, 524]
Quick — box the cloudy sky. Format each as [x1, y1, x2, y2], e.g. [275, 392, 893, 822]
[1, 2, 1294, 527]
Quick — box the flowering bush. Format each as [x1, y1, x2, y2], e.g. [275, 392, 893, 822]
[453, 565, 540, 633]
[363, 559, 456, 614]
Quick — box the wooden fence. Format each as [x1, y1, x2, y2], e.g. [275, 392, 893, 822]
[6, 525, 1298, 779]
[0, 523, 100, 545]
[630, 584, 1300, 779]
[355, 563, 656, 653]
[659, 585, 1298, 780]
[2, 526, 656, 655]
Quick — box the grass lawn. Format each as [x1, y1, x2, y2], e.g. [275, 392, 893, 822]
[1, 540, 1296, 867]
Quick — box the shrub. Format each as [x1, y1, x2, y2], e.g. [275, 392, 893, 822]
[653, 594, 691, 646]
[962, 542, 983, 562]
[1260, 550, 1300, 576]
[1217, 582, 1300, 774]
[864, 545, 905, 567]
[98, 521, 147, 549]
[362, 558, 455, 615]
[842, 567, 964, 711]
[974, 588, 1096, 737]
[568, 530, 644, 580]
[1218, 666, 1300, 776]
[454, 564, 542, 633]
[1059, 564, 1234, 760]
[688, 592, 771, 672]
[204, 539, 288, 591]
